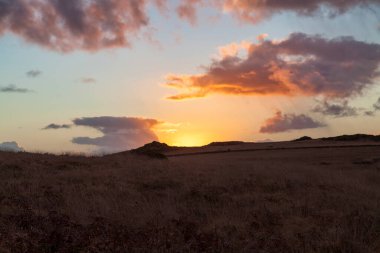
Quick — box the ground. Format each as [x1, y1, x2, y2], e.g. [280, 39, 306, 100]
[0, 140, 380, 252]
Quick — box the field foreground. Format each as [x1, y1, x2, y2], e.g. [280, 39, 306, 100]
[1, 141, 380, 252]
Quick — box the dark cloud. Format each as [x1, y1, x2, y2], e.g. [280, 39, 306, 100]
[0, 141, 24, 152]
[260, 111, 326, 133]
[26, 70, 42, 78]
[312, 100, 359, 117]
[0, 0, 163, 52]
[166, 33, 380, 100]
[0, 0, 378, 51]
[72, 116, 160, 152]
[42, 124, 71, 130]
[81, 77, 96, 84]
[0, 84, 32, 93]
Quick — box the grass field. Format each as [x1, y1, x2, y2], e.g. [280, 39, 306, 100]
[1, 141, 380, 252]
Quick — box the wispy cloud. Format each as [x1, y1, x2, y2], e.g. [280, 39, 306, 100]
[260, 111, 326, 133]
[0, 85, 32, 93]
[81, 78, 96, 84]
[166, 33, 380, 100]
[176, 0, 203, 25]
[42, 124, 72, 130]
[374, 98, 380, 111]
[176, 0, 380, 24]
[364, 97, 380, 116]
[221, 0, 380, 23]
[26, 70, 42, 78]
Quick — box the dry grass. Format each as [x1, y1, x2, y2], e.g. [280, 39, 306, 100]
[0, 144, 380, 252]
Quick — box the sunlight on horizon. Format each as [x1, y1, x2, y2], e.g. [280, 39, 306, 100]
[167, 134, 211, 147]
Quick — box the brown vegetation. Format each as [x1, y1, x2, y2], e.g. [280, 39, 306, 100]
[1, 142, 380, 252]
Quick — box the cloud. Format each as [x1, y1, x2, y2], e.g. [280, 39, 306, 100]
[0, 84, 32, 93]
[260, 111, 326, 133]
[256, 33, 269, 42]
[0, 0, 164, 52]
[26, 70, 42, 78]
[176, 0, 203, 25]
[165, 33, 380, 100]
[217, 40, 251, 58]
[374, 98, 380, 110]
[1, 0, 378, 51]
[42, 124, 71, 130]
[364, 110, 375, 116]
[0, 141, 24, 152]
[176, 0, 379, 24]
[312, 100, 359, 118]
[364, 97, 380, 116]
[81, 77, 96, 84]
[72, 116, 160, 152]
[221, 0, 380, 23]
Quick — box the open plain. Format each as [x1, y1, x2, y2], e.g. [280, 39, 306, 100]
[1, 139, 380, 252]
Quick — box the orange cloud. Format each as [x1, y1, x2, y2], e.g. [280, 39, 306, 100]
[218, 40, 251, 57]
[256, 33, 268, 42]
[165, 33, 380, 100]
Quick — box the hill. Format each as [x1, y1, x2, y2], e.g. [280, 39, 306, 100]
[129, 141, 176, 159]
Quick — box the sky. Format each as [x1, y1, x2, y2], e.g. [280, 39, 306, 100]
[1, 0, 380, 154]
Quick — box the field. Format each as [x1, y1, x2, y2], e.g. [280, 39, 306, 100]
[1, 140, 380, 252]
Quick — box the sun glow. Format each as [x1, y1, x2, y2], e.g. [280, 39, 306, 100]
[173, 135, 208, 147]
[161, 133, 211, 147]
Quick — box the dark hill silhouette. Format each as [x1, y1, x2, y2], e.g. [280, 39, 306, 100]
[133, 141, 173, 152]
[206, 141, 245, 146]
[320, 134, 380, 142]
[111, 134, 380, 159]
[130, 141, 177, 159]
[293, 136, 313, 142]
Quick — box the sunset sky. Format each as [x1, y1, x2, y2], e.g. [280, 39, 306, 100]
[1, 0, 380, 153]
